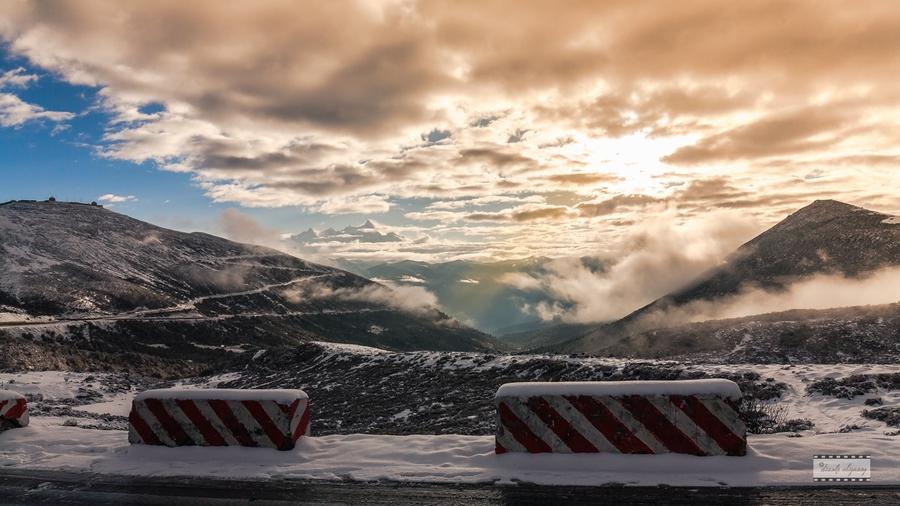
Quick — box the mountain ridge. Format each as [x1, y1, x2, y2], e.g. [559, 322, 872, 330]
[541, 200, 900, 354]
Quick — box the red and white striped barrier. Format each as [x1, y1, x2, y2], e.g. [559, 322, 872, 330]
[495, 379, 746, 456]
[0, 390, 29, 430]
[129, 389, 309, 451]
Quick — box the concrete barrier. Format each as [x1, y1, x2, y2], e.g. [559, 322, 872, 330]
[495, 379, 746, 456]
[0, 390, 28, 430]
[129, 389, 309, 451]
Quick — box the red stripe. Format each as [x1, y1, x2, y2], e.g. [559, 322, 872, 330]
[0, 400, 7, 415]
[175, 399, 226, 446]
[495, 441, 507, 454]
[143, 399, 195, 446]
[208, 400, 257, 447]
[670, 395, 746, 456]
[497, 402, 552, 453]
[129, 406, 162, 445]
[564, 395, 653, 454]
[526, 397, 598, 453]
[3, 400, 26, 420]
[285, 399, 300, 419]
[242, 400, 287, 449]
[292, 403, 310, 441]
[618, 395, 705, 455]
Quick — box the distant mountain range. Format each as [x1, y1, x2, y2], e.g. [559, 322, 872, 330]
[0, 200, 497, 376]
[539, 200, 900, 355]
[290, 220, 403, 244]
[338, 256, 607, 336]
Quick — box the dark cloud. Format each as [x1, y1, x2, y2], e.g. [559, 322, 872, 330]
[466, 205, 571, 222]
[457, 147, 536, 172]
[545, 173, 622, 185]
[663, 107, 854, 164]
[577, 194, 663, 217]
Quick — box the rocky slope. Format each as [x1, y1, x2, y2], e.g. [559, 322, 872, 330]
[595, 302, 900, 363]
[217, 342, 787, 436]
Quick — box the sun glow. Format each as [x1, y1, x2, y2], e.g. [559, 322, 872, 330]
[569, 133, 693, 195]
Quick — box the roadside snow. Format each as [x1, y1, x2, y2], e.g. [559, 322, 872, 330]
[135, 388, 307, 403]
[496, 379, 742, 400]
[1, 421, 898, 486]
[312, 341, 389, 355]
[0, 371, 97, 400]
[0, 390, 24, 401]
[3, 363, 900, 487]
[390, 409, 413, 422]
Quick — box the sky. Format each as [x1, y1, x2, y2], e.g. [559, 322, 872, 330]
[1, 0, 899, 266]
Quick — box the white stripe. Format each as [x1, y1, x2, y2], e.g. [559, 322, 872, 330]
[193, 400, 240, 446]
[288, 399, 308, 436]
[545, 396, 619, 453]
[501, 397, 571, 453]
[134, 400, 176, 447]
[158, 398, 205, 446]
[260, 400, 289, 434]
[495, 409, 528, 452]
[647, 396, 724, 455]
[227, 400, 274, 448]
[699, 397, 746, 436]
[598, 397, 669, 454]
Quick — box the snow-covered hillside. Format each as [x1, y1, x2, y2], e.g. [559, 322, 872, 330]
[0, 200, 497, 372]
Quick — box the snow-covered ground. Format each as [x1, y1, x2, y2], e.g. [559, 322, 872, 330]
[1, 420, 898, 487]
[2, 362, 899, 487]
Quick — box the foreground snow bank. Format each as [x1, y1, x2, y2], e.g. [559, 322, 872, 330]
[1, 420, 898, 487]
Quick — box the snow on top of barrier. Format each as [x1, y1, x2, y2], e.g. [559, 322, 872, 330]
[0, 390, 26, 401]
[135, 388, 307, 403]
[495, 379, 742, 400]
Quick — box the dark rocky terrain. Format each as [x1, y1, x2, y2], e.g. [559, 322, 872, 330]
[218, 342, 788, 436]
[0, 200, 498, 376]
[590, 303, 900, 363]
[540, 200, 900, 355]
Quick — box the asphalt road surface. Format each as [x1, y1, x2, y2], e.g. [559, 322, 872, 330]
[1, 469, 899, 505]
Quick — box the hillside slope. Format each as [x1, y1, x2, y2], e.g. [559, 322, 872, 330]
[0, 200, 497, 375]
[547, 200, 900, 354]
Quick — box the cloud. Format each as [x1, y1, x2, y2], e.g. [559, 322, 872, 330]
[466, 205, 572, 222]
[96, 193, 137, 203]
[663, 107, 856, 164]
[282, 277, 441, 318]
[317, 194, 393, 214]
[0, 67, 38, 88]
[643, 266, 900, 328]
[577, 194, 663, 217]
[0, 93, 73, 127]
[216, 208, 283, 248]
[505, 209, 762, 323]
[546, 173, 622, 185]
[0, 0, 898, 261]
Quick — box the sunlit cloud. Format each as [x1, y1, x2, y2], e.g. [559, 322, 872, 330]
[0, 0, 898, 261]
